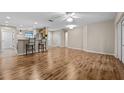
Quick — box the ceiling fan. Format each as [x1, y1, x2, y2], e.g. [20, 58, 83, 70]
[48, 12, 80, 22]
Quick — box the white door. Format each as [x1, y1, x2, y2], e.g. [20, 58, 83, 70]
[118, 22, 122, 61]
[55, 33, 61, 47]
[53, 32, 61, 47]
[65, 31, 68, 47]
[122, 25, 124, 63]
[48, 32, 52, 47]
[2, 31, 13, 49]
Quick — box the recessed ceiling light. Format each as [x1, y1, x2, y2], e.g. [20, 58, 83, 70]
[34, 22, 38, 25]
[67, 17, 73, 22]
[6, 16, 11, 19]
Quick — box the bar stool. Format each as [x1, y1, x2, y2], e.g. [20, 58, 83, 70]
[38, 38, 47, 53]
[26, 38, 36, 55]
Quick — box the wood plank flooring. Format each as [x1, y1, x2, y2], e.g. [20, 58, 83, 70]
[0, 47, 124, 80]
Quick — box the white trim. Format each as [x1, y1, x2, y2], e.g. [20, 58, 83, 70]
[67, 47, 83, 51]
[67, 47, 114, 56]
[48, 46, 65, 48]
[83, 49, 114, 56]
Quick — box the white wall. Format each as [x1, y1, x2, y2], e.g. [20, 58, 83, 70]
[82, 25, 87, 50]
[87, 20, 115, 54]
[67, 20, 115, 55]
[48, 20, 115, 55]
[68, 27, 83, 50]
[48, 30, 65, 47]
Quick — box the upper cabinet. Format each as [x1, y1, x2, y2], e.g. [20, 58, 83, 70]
[38, 27, 48, 38]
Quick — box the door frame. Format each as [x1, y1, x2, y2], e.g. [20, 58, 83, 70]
[118, 16, 124, 62]
[121, 18, 124, 62]
[65, 31, 68, 47]
[1, 30, 14, 50]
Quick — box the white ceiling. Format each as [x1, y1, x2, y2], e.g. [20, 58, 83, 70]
[0, 12, 116, 31]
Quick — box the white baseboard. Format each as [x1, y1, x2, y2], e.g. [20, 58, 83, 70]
[67, 47, 114, 56]
[67, 47, 83, 51]
[48, 46, 65, 48]
[83, 49, 114, 56]
[45, 46, 114, 56]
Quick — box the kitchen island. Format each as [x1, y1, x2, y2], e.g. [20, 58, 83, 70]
[17, 38, 46, 55]
[17, 39, 28, 55]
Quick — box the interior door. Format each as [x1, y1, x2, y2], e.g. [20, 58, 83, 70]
[53, 32, 61, 47]
[117, 22, 122, 61]
[65, 31, 68, 47]
[48, 32, 52, 47]
[2, 31, 13, 49]
[122, 25, 124, 63]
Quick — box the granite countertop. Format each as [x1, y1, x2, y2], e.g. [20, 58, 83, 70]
[18, 38, 28, 40]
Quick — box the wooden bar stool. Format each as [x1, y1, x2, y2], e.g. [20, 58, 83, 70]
[38, 43, 44, 53]
[38, 38, 47, 53]
[26, 38, 36, 55]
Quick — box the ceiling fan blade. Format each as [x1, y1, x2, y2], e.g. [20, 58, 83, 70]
[70, 12, 76, 16]
[62, 17, 67, 21]
[68, 12, 80, 19]
[62, 15, 69, 21]
[48, 15, 62, 22]
[54, 15, 62, 19]
[72, 15, 80, 18]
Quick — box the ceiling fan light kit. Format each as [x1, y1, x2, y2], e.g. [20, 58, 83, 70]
[66, 17, 73, 22]
[47, 12, 79, 30]
[66, 24, 77, 29]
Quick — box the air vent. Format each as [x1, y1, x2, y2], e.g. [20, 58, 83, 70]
[48, 19, 53, 22]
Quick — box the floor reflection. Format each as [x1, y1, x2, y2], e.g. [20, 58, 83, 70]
[0, 47, 123, 80]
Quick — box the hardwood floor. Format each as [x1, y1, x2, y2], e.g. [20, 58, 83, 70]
[0, 47, 124, 80]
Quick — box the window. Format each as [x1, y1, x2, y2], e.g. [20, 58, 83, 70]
[25, 32, 33, 38]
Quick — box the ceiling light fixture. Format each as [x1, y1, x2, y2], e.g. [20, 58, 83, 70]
[6, 16, 11, 19]
[71, 12, 75, 16]
[34, 22, 38, 25]
[67, 17, 73, 22]
[66, 25, 76, 29]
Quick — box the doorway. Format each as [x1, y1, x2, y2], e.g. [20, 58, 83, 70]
[52, 31, 61, 47]
[122, 20, 124, 63]
[65, 31, 68, 47]
[118, 16, 124, 63]
[1, 27, 14, 50]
